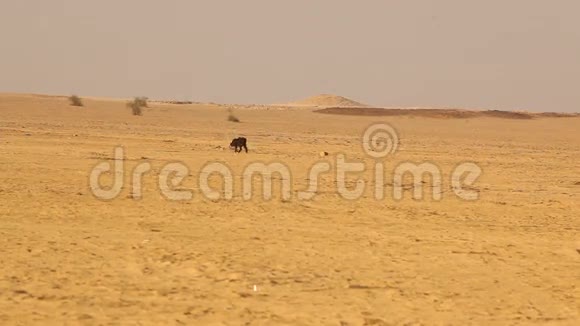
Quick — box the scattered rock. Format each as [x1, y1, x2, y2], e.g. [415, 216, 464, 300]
[226, 273, 242, 281]
[364, 318, 389, 326]
[78, 314, 93, 320]
[13, 289, 29, 295]
[319, 151, 329, 157]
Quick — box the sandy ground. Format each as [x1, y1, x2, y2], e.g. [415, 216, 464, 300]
[0, 94, 579, 325]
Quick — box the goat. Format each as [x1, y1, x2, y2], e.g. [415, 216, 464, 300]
[229, 137, 248, 153]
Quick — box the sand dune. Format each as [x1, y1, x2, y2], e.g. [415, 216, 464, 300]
[0, 93, 579, 325]
[285, 94, 369, 108]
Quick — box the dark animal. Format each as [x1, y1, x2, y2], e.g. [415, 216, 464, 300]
[230, 137, 248, 153]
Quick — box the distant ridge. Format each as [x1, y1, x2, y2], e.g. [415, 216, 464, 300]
[285, 94, 369, 108]
[315, 107, 580, 119]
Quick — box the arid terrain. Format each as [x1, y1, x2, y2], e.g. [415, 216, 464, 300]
[1, 93, 579, 325]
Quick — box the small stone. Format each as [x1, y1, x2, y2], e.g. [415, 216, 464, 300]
[227, 273, 241, 281]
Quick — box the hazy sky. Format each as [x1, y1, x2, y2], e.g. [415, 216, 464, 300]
[1, 1, 579, 111]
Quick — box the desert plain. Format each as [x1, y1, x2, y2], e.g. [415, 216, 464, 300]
[0, 93, 579, 325]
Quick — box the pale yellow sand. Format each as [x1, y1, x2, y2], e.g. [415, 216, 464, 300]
[0, 94, 579, 325]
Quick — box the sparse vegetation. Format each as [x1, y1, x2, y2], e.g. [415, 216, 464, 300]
[160, 100, 193, 105]
[135, 96, 148, 108]
[127, 97, 147, 116]
[69, 95, 83, 107]
[227, 108, 240, 123]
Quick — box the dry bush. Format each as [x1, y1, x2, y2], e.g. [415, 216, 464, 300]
[135, 96, 148, 108]
[69, 95, 83, 107]
[127, 97, 146, 116]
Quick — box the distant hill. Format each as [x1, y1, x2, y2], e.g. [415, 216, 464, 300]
[314, 107, 580, 119]
[285, 94, 369, 108]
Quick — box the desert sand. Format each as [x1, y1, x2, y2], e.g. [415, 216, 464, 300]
[0, 93, 579, 325]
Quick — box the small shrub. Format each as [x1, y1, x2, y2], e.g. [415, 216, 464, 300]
[69, 95, 83, 107]
[227, 108, 240, 123]
[135, 96, 148, 108]
[130, 102, 142, 116]
[127, 97, 145, 116]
